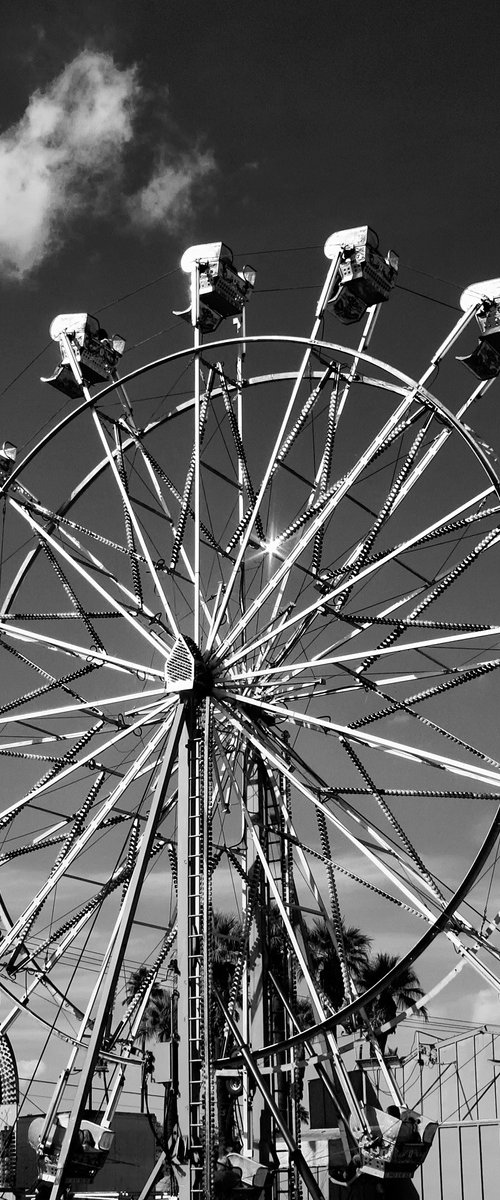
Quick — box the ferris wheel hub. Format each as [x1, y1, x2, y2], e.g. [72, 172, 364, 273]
[164, 634, 213, 697]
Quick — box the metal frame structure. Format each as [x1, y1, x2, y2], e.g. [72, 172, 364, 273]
[365, 1024, 500, 1200]
[1, 229, 500, 1199]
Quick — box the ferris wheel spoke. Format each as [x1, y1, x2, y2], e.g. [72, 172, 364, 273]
[14, 495, 184, 625]
[123, 431, 221, 638]
[215, 362, 266, 543]
[387, 377, 493, 517]
[29, 499, 173, 582]
[0, 685, 164, 727]
[288, 499, 500, 667]
[5, 771, 109, 966]
[0, 712, 175, 959]
[219, 691, 500, 789]
[0, 807, 132, 866]
[0, 746, 79, 764]
[0, 619, 164, 679]
[244, 384, 428, 564]
[0, 698, 172, 832]
[10, 499, 171, 662]
[223, 594, 500, 684]
[242, 716, 486, 933]
[0, 973, 87, 1044]
[357, 522, 500, 675]
[275, 822, 427, 923]
[39, 540, 106, 650]
[0, 642, 101, 715]
[234, 649, 500, 770]
[0, 942, 91, 1037]
[262, 753, 354, 1000]
[59, 511, 193, 636]
[217, 700, 500, 999]
[169, 366, 214, 572]
[210, 388, 419, 660]
[335, 419, 433, 607]
[225, 625, 500, 687]
[109, 922, 178, 1053]
[332, 664, 500, 777]
[218, 486, 499, 674]
[206, 355, 356, 655]
[13, 824, 169, 982]
[127, 422, 230, 567]
[224, 361, 339, 556]
[92, 411, 180, 639]
[337, 735, 446, 903]
[342, 501, 500, 588]
[217, 698, 445, 924]
[113, 425, 145, 610]
[350, 657, 500, 729]
[310, 370, 343, 576]
[238, 784, 341, 1021]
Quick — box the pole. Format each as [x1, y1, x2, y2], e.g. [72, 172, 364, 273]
[48, 704, 185, 1200]
[191, 265, 201, 646]
[217, 993, 325, 1200]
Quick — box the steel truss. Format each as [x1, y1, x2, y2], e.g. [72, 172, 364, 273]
[1, 232, 500, 1199]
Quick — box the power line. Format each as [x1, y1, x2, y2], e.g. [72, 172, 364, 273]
[0, 245, 465, 401]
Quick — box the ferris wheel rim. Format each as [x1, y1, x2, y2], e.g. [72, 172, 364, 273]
[5, 333, 500, 625]
[8, 330, 500, 500]
[3, 311, 500, 1162]
[216, 801, 500, 1065]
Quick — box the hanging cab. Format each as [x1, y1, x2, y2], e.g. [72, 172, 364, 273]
[41, 313, 125, 397]
[175, 241, 256, 332]
[214, 1152, 268, 1198]
[351, 1104, 437, 1181]
[28, 1112, 114, 1188]
[0, 442, 17, 483]
[324, 226, 398, 324]
[457, 280, 500, 379]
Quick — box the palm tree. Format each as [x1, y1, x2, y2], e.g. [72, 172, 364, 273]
[210, 910, 245, 1158]
[124, 966, 174, 1116]
[211, 910, 245, 1046]
[309, 919, 372, 1011]
[126, 911, 244, 1049]
[357, 952, 428, 1053]
[126, 914, 246, 1169]
[124, 965, 172, 1040]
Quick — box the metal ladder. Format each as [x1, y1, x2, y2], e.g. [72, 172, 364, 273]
[176, 699, 213, 1200]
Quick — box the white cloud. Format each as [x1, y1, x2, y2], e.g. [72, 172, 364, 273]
[17, 1058, 46, 1080]
[0, 54, 217, 278]
[0, 51, 140, 279]
[470, 987, 500, 1026]
[128, 148, 215, 231]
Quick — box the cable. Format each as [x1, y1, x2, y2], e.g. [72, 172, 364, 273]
[257, 279, 459, 310]
[0, 344, 52, 400]
[0, 268, 182, 401]
[395, 282, 458, 311]
[0, 244, 466, 403]
[95, 266, 181, 315]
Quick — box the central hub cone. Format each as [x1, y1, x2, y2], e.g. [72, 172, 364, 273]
[165, 633, 213, 696]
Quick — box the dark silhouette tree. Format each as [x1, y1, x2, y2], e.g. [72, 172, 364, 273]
[124, 966, 172, 1039]
[309, 918, 372, 1010]
[124, 966, 174, 1117]
[357, 952, 428, 1054]
[126, 912, 245, 1160]
[211, 910, 245, 1045]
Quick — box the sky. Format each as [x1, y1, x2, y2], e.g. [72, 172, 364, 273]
[2, 0, 500, 405]
[2, 4, 500, 1192]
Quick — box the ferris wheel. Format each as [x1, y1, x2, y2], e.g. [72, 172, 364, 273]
[1, 226, 500, 1200]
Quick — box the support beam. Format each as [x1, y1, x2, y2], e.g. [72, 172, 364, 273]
[47, 703, 185, 1200]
